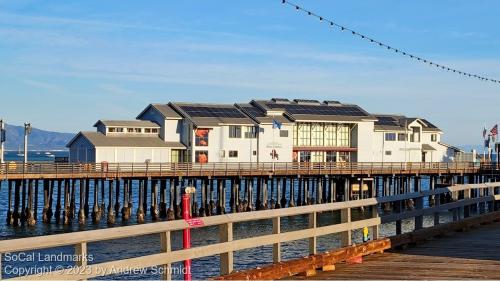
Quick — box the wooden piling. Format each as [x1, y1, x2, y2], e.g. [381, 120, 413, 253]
[26, 179, 36, 226]
[92, 179, 101, 224]
[55, 180, 62, 224]
[13, 180, 21, 227]
[107, 180, 115, 224]
[78, 179, 86, 225]
[6, 180, 13, 225]
[159, 179, 167, 218]
[151, 179, 159, 220]
[137, 180, 145, 223]
[114, 179, 121, 217]
[63, 179, 71, 225]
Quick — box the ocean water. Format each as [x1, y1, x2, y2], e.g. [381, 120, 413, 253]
[0, 154, 456, 279]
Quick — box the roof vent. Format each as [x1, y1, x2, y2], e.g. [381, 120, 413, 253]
[271, 98, 290, 104]
[323, 100, 342, 106]
[293, 99, 320, 105]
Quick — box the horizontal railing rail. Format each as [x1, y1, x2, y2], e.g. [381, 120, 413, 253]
[0, 182, 498, 280]
[0, 161, 490, 179]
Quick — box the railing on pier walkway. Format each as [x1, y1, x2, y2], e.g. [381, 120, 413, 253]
[0, 182, 498, 280]
[0, 161, 487, 179]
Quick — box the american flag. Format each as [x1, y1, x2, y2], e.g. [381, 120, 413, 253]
[491, 124, 498, 136]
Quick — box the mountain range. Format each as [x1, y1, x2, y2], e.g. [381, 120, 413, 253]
[2, 123, 74, 151]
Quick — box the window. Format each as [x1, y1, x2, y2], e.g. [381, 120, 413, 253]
[280, 130, 289, 138]
[338, 152, 350, 162]
[324, 124, 337, 146]
[134, 128, 142, 133]
[195, 129, 209, 146]
[253, 150, 257, 156]
[431, 134, 437, 142]
[385, 133, 396, 141]
[195, 151, 208, 163]
[311, 124, 323, 146]
[127, 128, 134, 133]
[229, 150, 238, 158]
[298, 123, 311, 146]
[152, 128, 158, 133]
[299, 151, 311, 162]
[312, 151, 324, 162]
[397, 133, 407, 141]
[244, 126, 257, 138]
[229, 126, 242, 138]
[326, 151, 336, 162]
[116, 128, 124, 133]
[385, 151, 392, 156]
[108, 127, 116, 133]
[337, 124, 350, 146]
[293, 125, 298, 146]
[144, 128, 151, 133]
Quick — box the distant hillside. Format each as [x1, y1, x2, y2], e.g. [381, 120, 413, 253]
[3, 124, 74, 151]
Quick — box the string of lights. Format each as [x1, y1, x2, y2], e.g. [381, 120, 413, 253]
[280, 0, 499, 84]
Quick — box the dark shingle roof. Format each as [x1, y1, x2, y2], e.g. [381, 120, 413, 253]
[67, 132, 185, 148]
[170, 102, 256, 127]
[373, 115, 441, 132]
[137, 104, 182, 120]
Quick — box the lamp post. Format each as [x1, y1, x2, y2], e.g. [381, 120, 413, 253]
[24, 123, 32, 163]
[0, 119, 5, 164]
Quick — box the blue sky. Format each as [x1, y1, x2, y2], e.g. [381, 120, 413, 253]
[0, 0, 499, 145]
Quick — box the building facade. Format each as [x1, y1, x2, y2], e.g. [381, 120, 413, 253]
[67, 98, 460, 163]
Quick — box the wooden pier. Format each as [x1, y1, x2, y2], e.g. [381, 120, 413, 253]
[290, 220, 500, 280]
[0, 179, 498, 280]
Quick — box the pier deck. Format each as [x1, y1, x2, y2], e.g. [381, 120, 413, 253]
[292, 221, 500, 280]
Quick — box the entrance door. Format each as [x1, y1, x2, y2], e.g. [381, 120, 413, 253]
[421, 152, 426, 162]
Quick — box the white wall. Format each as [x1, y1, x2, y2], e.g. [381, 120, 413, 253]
[257, 124, 293, 163]
[95, 147, 170, 163]
[355, 121, 374, 162]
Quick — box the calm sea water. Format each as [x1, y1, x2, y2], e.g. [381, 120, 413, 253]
[0, 153, 454, 279]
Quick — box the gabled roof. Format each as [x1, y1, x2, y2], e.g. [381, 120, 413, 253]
[373, 114, 442, 132]
[93, 120, 160, 128]
[137, 103, 182, 120]
[250, 99, 376, 122]
[169, 102, 256, 127]
[235, 103, 292, 125]
[66, 132, 185, 148]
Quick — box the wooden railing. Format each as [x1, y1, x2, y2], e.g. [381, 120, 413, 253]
[0, 182, 498, 280]
[0, 161, 487, 179]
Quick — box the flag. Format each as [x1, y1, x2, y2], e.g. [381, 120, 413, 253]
[490, 124, 498, 136]
[272, 119, 282, 130]
[483, 127, 487, 139]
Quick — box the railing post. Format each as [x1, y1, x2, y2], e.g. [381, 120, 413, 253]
[160, 231, 172, 280]
[309, 211, 317, 255]
[340, 207, 351, 247]
[75, 242, 87, 267]
[272, 216, 281, 263]
[220, 222, 233, 275]
[371, 204, 379, 240]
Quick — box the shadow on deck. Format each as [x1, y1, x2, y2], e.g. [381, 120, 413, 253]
[291, 221, 500, 280]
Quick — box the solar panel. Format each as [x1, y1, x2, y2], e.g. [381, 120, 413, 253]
[271, 98, 290, 104]
[240, 106, 267, 118]
[293, 99, 320, 105]
[180, 106, 247, 118]
[420, 119, 438, 129]
[266, 103, 369, 117]
[323, 100, 341, 105]
[375, 116, 400, 126]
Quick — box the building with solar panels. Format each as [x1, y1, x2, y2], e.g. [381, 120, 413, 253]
[372, 115, 459, 162]
[68, 98, 460, 164]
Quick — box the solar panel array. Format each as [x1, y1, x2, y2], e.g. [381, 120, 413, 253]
[293, 99, 320, 104]
[375, 116, 400, 126]
[420, 119, 438, 129]
[266, 103, 369, 116]
[240, 105, 267, 117]
[271, 98, 290, 103]
[180, 106, 247, 118]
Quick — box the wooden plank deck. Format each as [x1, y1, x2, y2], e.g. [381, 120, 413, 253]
[290, 221, 500, 280]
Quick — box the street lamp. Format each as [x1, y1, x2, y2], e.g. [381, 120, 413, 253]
[24, 123, 32, 163]
[0, 119, 5, 164]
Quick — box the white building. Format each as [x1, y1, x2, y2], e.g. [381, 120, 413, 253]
[67, 98, 460, 163]
[67, 120, 185, 163]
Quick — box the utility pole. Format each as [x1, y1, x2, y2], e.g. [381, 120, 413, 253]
[0, 119, 5, 164]
[24, 123, 32, 163]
